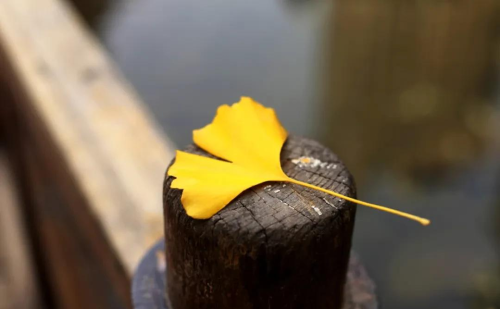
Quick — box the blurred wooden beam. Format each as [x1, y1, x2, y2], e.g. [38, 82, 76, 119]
[0, 0, 175, 307]
[0, 152, 43, 309]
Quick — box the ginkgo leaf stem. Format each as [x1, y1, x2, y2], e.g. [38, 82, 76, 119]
[286, 177, 430, 226]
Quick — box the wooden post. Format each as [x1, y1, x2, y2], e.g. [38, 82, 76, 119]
[157, 135, 377, 309]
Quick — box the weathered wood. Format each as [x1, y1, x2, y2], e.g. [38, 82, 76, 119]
[163, 135, 359, 309]
[0, 0, 174, 274]
[132, 241, 377, 309]
[0, 152, 43, 309]
[0, 0, 175, 273]
[1, 70, 130, 309]
[0, 0, 175, 307]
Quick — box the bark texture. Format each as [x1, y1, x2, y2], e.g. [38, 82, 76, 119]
[163, 135, 357, 309]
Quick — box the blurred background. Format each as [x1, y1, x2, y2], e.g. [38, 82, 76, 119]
[80, 0, 500, 307]
[2, 0, 500, 308]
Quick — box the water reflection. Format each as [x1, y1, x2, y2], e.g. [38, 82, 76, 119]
[322, 3, 500, 307]
[71, 0, 500, 308]
[97, 0, 329, 145]
[471, 174, 500, 308]
[321, 0, 500, 183]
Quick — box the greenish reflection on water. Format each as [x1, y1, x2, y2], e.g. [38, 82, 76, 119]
[72, 0, 500, 307]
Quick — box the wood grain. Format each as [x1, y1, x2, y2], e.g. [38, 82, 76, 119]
[0, 0, 175, 307]
[131, 240, 377, 309]
[164, 136, 358, 309]
[0, 152, 43, 309]
[0, 0, 174, 276]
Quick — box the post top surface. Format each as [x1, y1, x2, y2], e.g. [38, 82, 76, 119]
[164, 135, 357, 246]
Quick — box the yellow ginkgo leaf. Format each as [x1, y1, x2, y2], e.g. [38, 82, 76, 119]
[168, 97, 430, 225]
